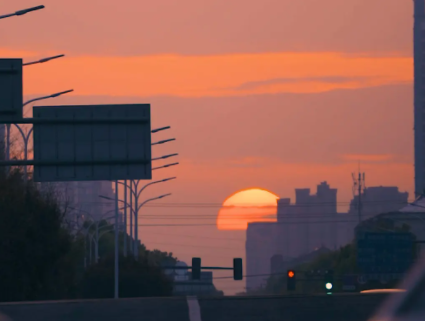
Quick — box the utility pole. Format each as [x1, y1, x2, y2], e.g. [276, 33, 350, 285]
[352, 171, 366, 223]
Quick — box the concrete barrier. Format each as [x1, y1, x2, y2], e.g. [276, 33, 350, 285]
[198, 293, 393, 321]
[0, 297, 190, 321]
[0, 293, 396, 321]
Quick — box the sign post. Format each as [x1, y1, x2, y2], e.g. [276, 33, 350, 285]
[0, 103, 153, 300]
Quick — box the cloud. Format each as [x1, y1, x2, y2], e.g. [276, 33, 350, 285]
[15, 50, 412, 98]
[340, 154, 395, 162]
[234, 76, 373, 91]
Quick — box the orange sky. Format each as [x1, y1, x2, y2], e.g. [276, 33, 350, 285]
[3, 0, 416, 294]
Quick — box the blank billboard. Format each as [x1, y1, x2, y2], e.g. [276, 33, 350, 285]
[0, 59, 23, 120]
[33, 104, 152, 182]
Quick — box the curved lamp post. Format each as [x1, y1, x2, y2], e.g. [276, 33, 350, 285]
[23, 54, 65, 66]
[6, 89, 74, 176]
[0, 5, 44, 20]
[99, 190, 173, 259]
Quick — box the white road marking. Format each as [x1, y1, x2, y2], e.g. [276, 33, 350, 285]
[186, 296, 202, 321]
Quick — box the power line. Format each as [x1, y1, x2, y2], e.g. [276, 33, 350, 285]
[147, 241, 242, 251]
[149, 232, 244, 242]
[73, 199, 414, 208]
[130, 213, 418, 219]
[214, 271, 290, 280]
[133, 218, 414, 226]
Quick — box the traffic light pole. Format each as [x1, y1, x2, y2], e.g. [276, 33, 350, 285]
[161, 257, 244, 281]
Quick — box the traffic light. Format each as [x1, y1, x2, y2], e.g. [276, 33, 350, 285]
[192, 257, 201, 280]
[287, 270, 296, 291]
[324, 269, 334, 293]
[233, 258, 243, 280]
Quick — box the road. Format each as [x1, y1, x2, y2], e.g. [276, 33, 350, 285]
[0, 293, 393, 321]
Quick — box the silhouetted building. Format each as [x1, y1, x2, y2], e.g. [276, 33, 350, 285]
[337, 186, 409, 245]
[245, 222, 279, 291]
[246, 181, 409, 291]
[270, 247, 332, 275]
[40, 180, 116, 223]
[276, 181, 338, 259]
[348, 186, 408, 221]
[270, 254, 284, 275]
[414, 0, 425, 196]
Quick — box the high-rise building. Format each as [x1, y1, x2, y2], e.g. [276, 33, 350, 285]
[414, 0, 425, 196]
[340, 186, 409, 244]
[348, 186, 408, 222]
[276, 181, 338, 258]
[40, 180, 116, 223]
[245, 222, 279, 291]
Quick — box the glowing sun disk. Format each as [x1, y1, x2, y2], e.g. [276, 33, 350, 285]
[217, 188, 279, 230]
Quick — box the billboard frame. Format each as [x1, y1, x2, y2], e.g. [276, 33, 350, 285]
[26, 104, 152, 182]
[0, 58, 23, 121]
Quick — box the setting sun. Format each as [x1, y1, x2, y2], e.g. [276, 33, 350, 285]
[216, 188, 279, 230]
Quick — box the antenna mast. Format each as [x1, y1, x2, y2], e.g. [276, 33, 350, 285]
[352, 165, 366, 223]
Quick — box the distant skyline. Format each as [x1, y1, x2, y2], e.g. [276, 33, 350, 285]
[2, 0, 415, 294]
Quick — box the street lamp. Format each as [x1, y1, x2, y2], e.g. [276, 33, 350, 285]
[87, 226, 115, 262]
[99, 192, 137, 257]
[23, 89, 74, 107]
[69, 206, 126, 267]
[151, 153, 178, 161]
[151, 138, 176, 146]
[99, 188, 173, 259]
[90, 216, 115, 264]
[101, 177, 176, 201]
[105, 177, 176, 255]
[151, 126, 170, 133]
[23, 54, 65, 66]
[0, 5, 45, 20]
[6, 89, 74, 175]
[152, 162, 179, 170]
[133, 193, 171, 258]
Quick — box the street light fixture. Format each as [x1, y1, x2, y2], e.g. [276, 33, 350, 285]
[151, 126, 170, 133]
[23, 89, 74, 107]
[99, 189, 173, 259]
[23, 54, 65, 66]
[6, 89, 74, 173]
[152, 162, 179, 170]
[133, 193, 171, 258]
[0, 5, 45, 20]
[151, 138, 176, 146]
[151, 153, 178, 161]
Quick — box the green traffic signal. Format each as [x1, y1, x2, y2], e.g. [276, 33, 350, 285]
[324, 270, 334, 292]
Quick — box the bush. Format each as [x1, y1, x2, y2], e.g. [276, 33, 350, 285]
[81, 255, 173, 298]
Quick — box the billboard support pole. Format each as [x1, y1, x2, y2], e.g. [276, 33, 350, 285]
[114, 179, 119, 299]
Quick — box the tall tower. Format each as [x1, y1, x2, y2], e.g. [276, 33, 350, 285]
[414, 0, 425, 196]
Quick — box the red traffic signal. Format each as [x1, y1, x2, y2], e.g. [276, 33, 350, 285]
[287, 270, 296, 291]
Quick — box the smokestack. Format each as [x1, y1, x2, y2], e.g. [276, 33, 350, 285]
[414, 0, 425, 18]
